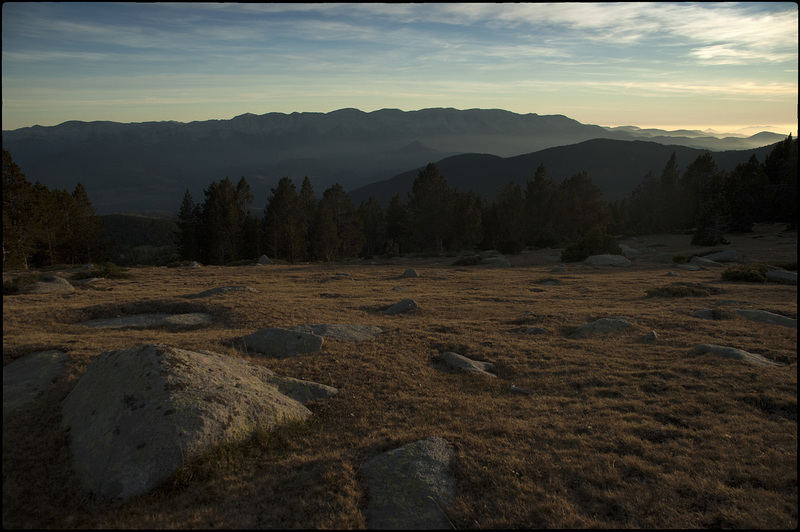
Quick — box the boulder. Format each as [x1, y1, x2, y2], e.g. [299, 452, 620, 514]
[570, 317, 633, 338]
[435, 352, 496, 377]
[690, 256, 724, 268]
[61, 344, 338, 500]
[256, 255, 273, 265]
[291, 324, 383, 341]
[766, 269, 797, 285]
[691, 344, 781, 367]
[619, 244, 641, 257]
[360, 436, 456, 530]
[400, 268, 419, 278]
[702, 249, 742, 262]
[677, 263, 702, 271]
[381, 299, 418, 315]
[237, 327, 324, 357]
[3, 350, 69, 419]
[26, 275, 75, 294]
[187, 261, 201, 268]
[583, 254, 631, 267]
[642, 330, 658, 342]
[733, 309, 797, 328]
[481, 256, 511, 267]
[79, 313, 213, 329]
[524, 327, 549, 335]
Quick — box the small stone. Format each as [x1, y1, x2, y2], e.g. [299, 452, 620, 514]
[400, 268, 419, 278]
[381, 299, 418, 315]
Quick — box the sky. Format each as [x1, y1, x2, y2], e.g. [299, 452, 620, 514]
[2, 2, 798, 135]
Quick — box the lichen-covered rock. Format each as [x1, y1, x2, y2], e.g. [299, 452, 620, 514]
[570, 317, 633, 338]
[3, 350, 69, 419]
[435, 352, 496, 377]
[361, 436, 456, 530]
[291, 324, 383, 342]
[61, 344, 337, 500]
[237, 327, 324, 357]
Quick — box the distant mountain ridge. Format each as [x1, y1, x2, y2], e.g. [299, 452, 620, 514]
[2, 108, 785, 214]
[348, 138, 778, 207]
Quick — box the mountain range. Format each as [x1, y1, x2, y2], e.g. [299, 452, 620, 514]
[1, 108, 786, 214]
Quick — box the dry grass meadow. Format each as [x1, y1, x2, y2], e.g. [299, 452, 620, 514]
[3, 226, 797, 529]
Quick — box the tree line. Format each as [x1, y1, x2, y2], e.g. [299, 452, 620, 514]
[174, 134, 795, 264]
[3, 149, 104, 269]
[3, 136, 796, 269]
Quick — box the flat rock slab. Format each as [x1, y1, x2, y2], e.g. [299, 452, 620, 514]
[702, 249, 742, 262]
[584, 254, 631, 267]
[381, 299, 418, 315]
[691, 344, 781, 367]
[61, 344, 337, 500]
[3, 350, 69, 419]
[734, 309, 797, 328]
[291, 324, 383, 342]
[79, 313, 213, 329]
[361, 436, 456, 530]
[186, 286, 257, 298]
[570, 317, 633, 338]
[237, 327, 324, 357]
[766, 269, 797, 285]
[26, 275, 75, 293]
[436, 352, 496, 377]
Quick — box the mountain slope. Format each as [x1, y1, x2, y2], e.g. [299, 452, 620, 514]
[2, 108, 784, 214]
[348, 138, 778, 206]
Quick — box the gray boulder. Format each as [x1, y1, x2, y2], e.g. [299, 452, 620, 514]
[360, 436, 456, 530]
[766, 269, 797, 285]
[381, 299, 418, 315]
[619, 244, 641, 257]
[400, 268, 419, 278]
[256, 255, 273, 265]
[691, 344, 781, 367]
[481, 256, 511, 267]
[3, 350, 69, 419]
[79, 313, 212, 329]
[734, 309, 797, 328]
[690, 256, 724, 268]
[583, 254, 631, 267]
[570, 317, 633, 338]
[702, 249, 742, 262]
[61, 344, 337, 500]
[435, 352, 496, 377]
[237, 327, 324, 357]
[291, 323, 383, 341]
[26, 275, 75, 294]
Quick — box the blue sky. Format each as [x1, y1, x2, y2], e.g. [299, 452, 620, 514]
[2, 2, 797, 134]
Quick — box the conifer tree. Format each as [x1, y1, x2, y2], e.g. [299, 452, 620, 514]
[358, 196, 386, 258]
[317, 183, 364, 260]
[176, 189, 201, 261]
[68, 182, 103, 263]
[2, 150, 38, 269]
[384, 193, 410, 254]
[407, 163, 453, 253]
[263, 177, 305, 262]
[524, 163, 560, 246]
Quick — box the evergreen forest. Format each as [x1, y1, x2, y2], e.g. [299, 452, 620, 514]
[2, 136, 797, 270]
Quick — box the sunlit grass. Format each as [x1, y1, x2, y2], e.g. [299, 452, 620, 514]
[3, 229, 796, 529]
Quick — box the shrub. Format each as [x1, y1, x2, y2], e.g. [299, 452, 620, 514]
[560, 227, 622, 263]
[721, 264, 772, 283]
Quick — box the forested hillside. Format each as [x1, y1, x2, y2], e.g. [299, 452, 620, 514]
[3, 136, 796, 269]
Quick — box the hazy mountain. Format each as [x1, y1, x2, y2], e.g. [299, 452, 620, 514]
[348, 138, 779, 206]
[2, 108, 784, 214]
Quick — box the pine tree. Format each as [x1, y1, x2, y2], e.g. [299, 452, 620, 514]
[176, 189, 201, 261]
[556, 171, 610, 241]
[318, 183, 364, 260]
[68, 182, 103, 263]
[358, 196, 386, 258]
[763, 135, 797, 225]
[449, 189, 483, 251]
[524, 164, 560, 247]
[384, 193, 410, 255]
[2, 150, 37, 269]
[200, 178, 240, 264]
[263, 177, 305, 262]
[407, 163, 453, 253]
